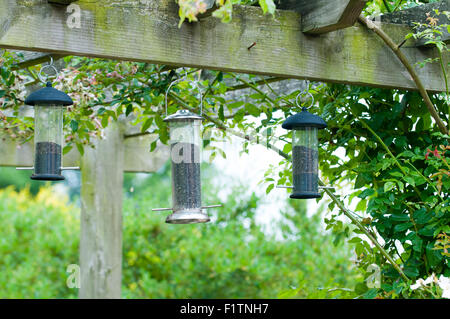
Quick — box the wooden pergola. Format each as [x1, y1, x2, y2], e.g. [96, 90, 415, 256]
[0, 0, 448, 298]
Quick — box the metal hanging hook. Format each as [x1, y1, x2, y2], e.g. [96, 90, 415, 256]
[295, 80, 314, 110]
[165, 73, 203, 117]
[38, 56, 59, 84]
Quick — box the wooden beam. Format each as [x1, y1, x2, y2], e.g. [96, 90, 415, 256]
[79, 121, 123, 299]
[0, 0, 447, 92]
[0, 133, 169, 173]
[10, 50, 65, 69]
[380, 1, 450, 47]
[276, 0, 368, 34]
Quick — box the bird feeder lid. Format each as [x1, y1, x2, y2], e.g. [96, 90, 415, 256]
[25, 82, 73, 106]
[282, 108, 327, 130]
[164, 109, 203, 122]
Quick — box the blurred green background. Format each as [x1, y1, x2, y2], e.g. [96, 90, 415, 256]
[0, 164, 361, 298]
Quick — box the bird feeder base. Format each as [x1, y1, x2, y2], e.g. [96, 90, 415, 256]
[31, 173, 65, 181]
[290, 191, 322, 199]
[166, 209, 210, 224]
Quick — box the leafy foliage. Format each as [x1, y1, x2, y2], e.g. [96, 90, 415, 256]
[316, 83, 449, 298]
[176, 0, 276, 25]
[0, 187, 79, 298]
[0, 168, 359, 298]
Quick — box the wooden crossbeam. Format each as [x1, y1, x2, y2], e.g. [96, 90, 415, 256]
[0, 0, 448, 92]
[0, 133, 168, 173]
[10, 50, 66, 69]
[380, 1, 450, 47]
[277, 0, 368, 34]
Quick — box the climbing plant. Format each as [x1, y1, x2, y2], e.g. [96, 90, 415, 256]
[176, 0, 276, 25]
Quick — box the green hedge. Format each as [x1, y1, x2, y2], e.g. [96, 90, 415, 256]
[0, 173, 360, 298]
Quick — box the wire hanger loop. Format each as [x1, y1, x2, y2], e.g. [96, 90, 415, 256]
[295, 80, 315, 109]
[165, 70, 203, 117]
[38, 56, 59, 84]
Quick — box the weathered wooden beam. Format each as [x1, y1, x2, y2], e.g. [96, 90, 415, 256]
[0, 133, 168, 173]
[276, 0, 368, 34]
[10, 50, 65, 69]
[0, 0, 447, 92]
[380, 1, 450, 47]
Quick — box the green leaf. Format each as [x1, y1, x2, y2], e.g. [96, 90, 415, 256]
[76, 143, 84, 156]
[394, 222, 413, 233]
[70, 120, 79, 133]
[259, 0, 276, 15]
[228, 101, 244, 109]
[389, 171, 403, 178]
[418, 227, 434, 237]
[403, 175, 415, 186]
[217, 71, 223, 82]
[355, 199, 367, 212]
[159, 127, 169, 144]
[282, 143, 292, 154]
[125, 104, 133, 117]
[355, 174, 369, 189]
[218, 105, 225, 122]
[141, 118, 153, 133]
[212, 0, 233, 23]
[0, 90, 5, 98]
[384, 181, 396, 193]
[413, 208, 431, 224]
[150, 140, 157, 152]
[154, 115, 165, 129]
[426, 242, 443, 268]
[403, 266, 420, 278]
[233, 109, 246, 122]
[348, 237, 362, 244]
[63, 145, 73, 155]
[363, 288, 378, 299]
[245, 103, 261, 117]
[266, 184, 274, 194]
[390, 214, 410, 222]
[358, 189, 375, 199]
[101, 115, 109, 128]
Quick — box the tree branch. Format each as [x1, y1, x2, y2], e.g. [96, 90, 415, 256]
[358, 15, 449, 135]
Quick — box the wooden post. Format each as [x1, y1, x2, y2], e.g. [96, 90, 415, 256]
[79, 121, 124, 299]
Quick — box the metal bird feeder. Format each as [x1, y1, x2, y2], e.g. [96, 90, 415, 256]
[153, 78, 221, 224]
[281, 88, 327, 199]
[18, 58, 78, 180]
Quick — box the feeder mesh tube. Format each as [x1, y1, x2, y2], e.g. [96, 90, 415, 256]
[292, 127, 319, 194]
[34, 105, 63, 176]
[169, 120, 202, 212]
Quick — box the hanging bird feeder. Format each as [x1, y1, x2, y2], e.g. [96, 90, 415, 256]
[280, 87, 327, 199]
[153, 78, 221, 224]
[17, 58, 77, 181]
